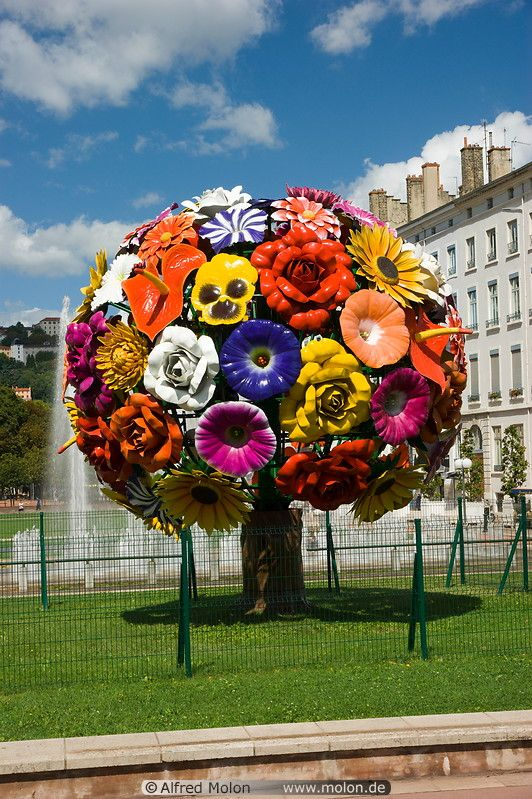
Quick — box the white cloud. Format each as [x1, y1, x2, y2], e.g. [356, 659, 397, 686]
[0, 301, 61, 327]
[311, 0, 491, 53]
[132, 192, 164, 209]
[0, 158, 10, 167]
[310, 1, 387, 53]
[46, 130, 118, 168]
[0, 0, 276, 113]
[0, 204, 130, 276]
[169, 80, 279, 153]
[337, 111, 532, 208]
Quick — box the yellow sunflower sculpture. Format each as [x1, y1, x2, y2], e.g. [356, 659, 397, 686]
[96, 320, 149, 391]
[351, 466, 425, 522]
[73, 250, 108, 323]
[347, 225, 429, 308]
[157, 469, 251, 533]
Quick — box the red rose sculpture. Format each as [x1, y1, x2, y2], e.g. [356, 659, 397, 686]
[76, 416, 132, 486]
[251, 224, 356, 331]
[275, 439, 377, 511]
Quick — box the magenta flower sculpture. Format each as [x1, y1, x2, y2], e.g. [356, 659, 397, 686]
[370, 367, 430, 445]
[220, 319, 301, 401]
[195, 401, 277, 477]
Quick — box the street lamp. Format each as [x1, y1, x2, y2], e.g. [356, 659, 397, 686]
[454, 457, 473, 526]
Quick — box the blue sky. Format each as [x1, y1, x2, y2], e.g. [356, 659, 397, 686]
[0, 0, 530, 325]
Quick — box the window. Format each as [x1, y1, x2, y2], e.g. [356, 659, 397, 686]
[487, 197, 493, 209]
[507, 219, 518, 254]
[469, 355, 479, 400]
[431, 226, 436, 236]
[515, 424, 524, 445]
[415, 234, 420, 242]
[448, 218, 453, 227]
[447, 245, 456, 276]
[492, 426, 502, 470]
[490, 350, 500, 396]
[487, 282, 499, 326]
[431, 251, 438, 262]
[511, 346, 522, 391]
[467, 288, 478, 330]
[466, 237, 475, 268]
[470, 425, 483, 452]
[467, 207, 473, 219]
[508, 187, 514, 200]
[508, 274, 520, 321]
[486, 228, 497, 261]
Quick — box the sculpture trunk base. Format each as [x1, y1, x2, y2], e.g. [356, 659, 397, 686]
[240, 508, 306, 615]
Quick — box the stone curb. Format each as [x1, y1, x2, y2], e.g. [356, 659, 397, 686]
[0, 710, 531, 776]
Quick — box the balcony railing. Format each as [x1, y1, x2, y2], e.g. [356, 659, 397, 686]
[509, 387, 523, 398]
[468, 322, 478, 331]
[486, 317, 499, 328]
[487, 250, 497, 262]
[507, 311, 521, 323]
[468, 393, 480, 402]
[466, 259, 476, 269]
[488, 391, 501, 401]
[507, 241, 518, 255]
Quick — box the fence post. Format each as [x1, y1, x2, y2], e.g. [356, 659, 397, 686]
[38, 511, 48, 610]
[408, 518, 428, 659]
[521, 496, 528, 592]
[445, 497, 463, 588]
[188, 537, 198, 601]
[177, 528, 192, 677]
[498, 496, 527, 594]
[325, 511, 340, 594]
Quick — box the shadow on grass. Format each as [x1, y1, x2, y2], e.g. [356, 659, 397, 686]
[122, 587, 482, 627]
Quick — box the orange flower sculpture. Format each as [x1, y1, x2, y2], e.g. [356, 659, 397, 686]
[76, 416, 132, 486]
[110, 393, 183, 472]
[340, 289, 409, 368]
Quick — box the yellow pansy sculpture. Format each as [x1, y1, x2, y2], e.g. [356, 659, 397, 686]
[191, 253, 257, 325]
[280, 337, 371, 442]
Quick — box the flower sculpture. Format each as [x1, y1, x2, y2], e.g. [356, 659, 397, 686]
[62, 182, 468, 530]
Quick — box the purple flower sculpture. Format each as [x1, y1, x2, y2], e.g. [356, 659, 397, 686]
[220, 320, 301, 401]
[66, 311, 114, 416]
[370, 368, 430, 445]
[195, 401, 276, 477]
[199, 207, 267, 253]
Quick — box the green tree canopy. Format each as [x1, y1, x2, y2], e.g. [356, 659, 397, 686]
[501, 425, 528, 497]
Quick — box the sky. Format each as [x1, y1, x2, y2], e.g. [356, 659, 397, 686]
[0, 0, 530, 325]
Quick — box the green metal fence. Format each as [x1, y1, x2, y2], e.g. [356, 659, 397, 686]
[0, 501, 529, 689]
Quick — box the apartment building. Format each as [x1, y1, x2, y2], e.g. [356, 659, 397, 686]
[393, 145, 531, 506]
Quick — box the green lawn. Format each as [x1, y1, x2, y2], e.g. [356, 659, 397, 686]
[1, 575, 530, 741]
[1, 655, 530, 742]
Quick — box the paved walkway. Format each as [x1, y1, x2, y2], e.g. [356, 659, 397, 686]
[390, 770, 532, 796]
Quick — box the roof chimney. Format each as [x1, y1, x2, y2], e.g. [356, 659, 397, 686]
[488, 145, 511, 182]
[460, 140, 484, 195]
[422, 162, 440, 213]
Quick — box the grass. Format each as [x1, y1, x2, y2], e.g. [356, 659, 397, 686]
[1, 654, 531, 741]
[0, 575, 530, 741]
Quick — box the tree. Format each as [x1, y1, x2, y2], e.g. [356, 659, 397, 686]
[460, 429, 484, 500]
[501, 425, 528, 497]
[0, 322, 28, 345]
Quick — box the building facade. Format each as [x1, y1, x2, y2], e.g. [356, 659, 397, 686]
[35, 317, 60, 338]
[396, 159, 532, 506]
